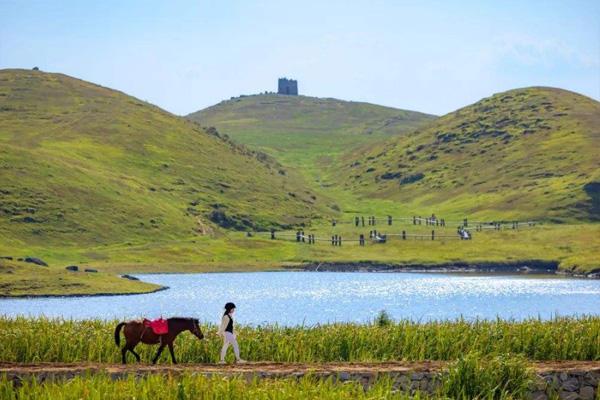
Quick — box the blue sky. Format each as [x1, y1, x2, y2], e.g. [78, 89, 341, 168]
[1, 0, 598, 115]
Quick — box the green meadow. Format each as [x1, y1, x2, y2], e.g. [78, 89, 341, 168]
[1, 69, 599, 296]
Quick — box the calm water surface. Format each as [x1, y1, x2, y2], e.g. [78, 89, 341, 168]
[1, 272, 599, 325]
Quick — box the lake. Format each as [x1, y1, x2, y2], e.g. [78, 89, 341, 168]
[1, 272, 599, 325]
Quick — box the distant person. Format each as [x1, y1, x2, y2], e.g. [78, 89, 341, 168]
[217, 302, 246, 364]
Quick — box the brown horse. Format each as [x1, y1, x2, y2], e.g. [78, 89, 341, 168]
[114, 317, 204, 364]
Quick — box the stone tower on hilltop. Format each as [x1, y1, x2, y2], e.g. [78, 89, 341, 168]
[278, 78, 298, 95]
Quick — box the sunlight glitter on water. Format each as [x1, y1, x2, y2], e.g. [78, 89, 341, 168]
[1, 272, 599, 325]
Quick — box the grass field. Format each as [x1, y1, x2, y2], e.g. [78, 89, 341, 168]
[2, 316, 598, 363]
[1, 222, 598, 296]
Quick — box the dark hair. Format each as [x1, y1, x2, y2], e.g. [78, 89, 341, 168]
[223, 302, 236, 316]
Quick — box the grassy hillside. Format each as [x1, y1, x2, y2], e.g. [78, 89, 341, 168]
[187, 94, 435, 186]
[338, 87, 600, 221]
[0, 69, 331, 252]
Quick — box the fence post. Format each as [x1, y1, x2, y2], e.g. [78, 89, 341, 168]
[271, 229, 275, 240]
[296, 231, 301, 242]
[361, 216, 365, 227]
[332, 219, 336, 227]
[418, 216, 422, 225]
[301, 231, 305, 242]
[402, 230, 406, 240]
[339, 236, 342, 246]
[331, 236, 335, 246]
[463, 218, 468, 227]
[432, 230, 435, 240]
[413, 216, 416, 225]
[355, 217, 359, 227]
[388, 215, 392, 225]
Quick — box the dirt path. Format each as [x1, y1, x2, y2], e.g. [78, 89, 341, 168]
[2, 361, 599, 376]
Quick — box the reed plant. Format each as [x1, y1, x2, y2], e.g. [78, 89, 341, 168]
[1, 316, 598, 364]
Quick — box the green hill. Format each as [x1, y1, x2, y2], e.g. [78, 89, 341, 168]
[0, 69, 330, 250]
[337, 87, 600, 221]
[187, 94, 435, 186]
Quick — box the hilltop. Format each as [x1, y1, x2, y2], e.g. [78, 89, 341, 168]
[0, 69, 330, 251]
[187, 94, 435, 185]
[337, 87, 600, 221]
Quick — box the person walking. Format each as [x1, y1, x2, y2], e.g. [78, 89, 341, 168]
[217, 302, 245, 364]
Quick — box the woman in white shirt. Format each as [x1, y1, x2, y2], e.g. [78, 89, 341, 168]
[217, 302, 246, 364]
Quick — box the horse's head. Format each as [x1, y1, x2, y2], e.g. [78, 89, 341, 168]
[190, 318, 204, 340]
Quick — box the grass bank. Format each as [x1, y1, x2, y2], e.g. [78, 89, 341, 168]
[1, 223, 598, 296]
[1, 316, 598, 364]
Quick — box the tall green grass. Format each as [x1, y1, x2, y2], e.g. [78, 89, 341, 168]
[1, 316, 598, 363]
[0, 356, 539, 399]
[0, 374, 419, 400]
[443, 353, 532, 399]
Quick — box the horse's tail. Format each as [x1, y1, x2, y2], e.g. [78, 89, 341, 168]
[114, 322, 126, 347]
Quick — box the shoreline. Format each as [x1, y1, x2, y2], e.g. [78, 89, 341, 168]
[288, 260, 600, 279]
[0, 285, 169, 299]
[2, 259, 598, 299]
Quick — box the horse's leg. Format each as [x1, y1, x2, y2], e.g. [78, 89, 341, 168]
[167, 342, 177, 364]
[121, 345, 128, 364]
[152, 344, 166, 364]
[129, 345, 141, 362]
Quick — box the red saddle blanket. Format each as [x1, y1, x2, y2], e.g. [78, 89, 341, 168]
[143, 318, 168, 335]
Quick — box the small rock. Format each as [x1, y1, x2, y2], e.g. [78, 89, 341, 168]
[531, 391, 548, 400]
[65, 266, 79, 272]
[583, 372, 598, 386]
[24, 257, 48, 266]
[562, 378, 580, 392]
[338, 372, 350, 381]
[411, 372, 424, 380]
[84, 268, 98, 273]
[0, 256, 13, 260]
[121, 274, 139, 281]
[559, 390, 579, 400]
[579, 386, 595, 400]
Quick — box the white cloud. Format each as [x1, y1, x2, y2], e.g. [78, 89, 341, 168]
[491, 33, 599, 68]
